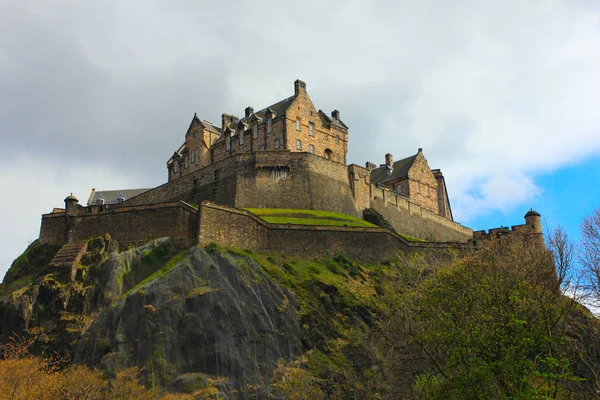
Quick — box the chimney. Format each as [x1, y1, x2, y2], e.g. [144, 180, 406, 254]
[221, 113, 233, 131]
[245, 106, 254, 117]
[385, 153, 393, 167]
[294, 79, 306, 96]
[331, 110, 340, 120]
[365, 162, 376, 170]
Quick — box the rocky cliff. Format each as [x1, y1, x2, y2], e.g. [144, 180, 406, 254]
[1, 236, 600, 399]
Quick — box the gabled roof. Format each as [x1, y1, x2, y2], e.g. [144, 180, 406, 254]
[370, 154, 418, 184]
[186, 114, 221, 136]
[318, 110, 348, 129]
[88, 188, 151, 205]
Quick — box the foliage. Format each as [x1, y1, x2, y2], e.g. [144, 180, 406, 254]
[270, 356, 326, 399]
[374, 239, 583, 399]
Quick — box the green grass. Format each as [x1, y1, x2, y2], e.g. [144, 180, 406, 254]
[243, 208, 377, 228]
[397, 232, 428, 242]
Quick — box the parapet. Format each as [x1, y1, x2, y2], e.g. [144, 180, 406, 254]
[473, 209, 543, 243]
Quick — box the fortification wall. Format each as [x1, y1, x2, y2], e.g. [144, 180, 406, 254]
[235, 152, 361, 218]
[370, 185, 472, 242]
[39, 213, 68, 245]
[40, 202, 198, 248]
[197, 202, 467, 264]
[124, 151, 362, 218]
[124, 155, 246, 207]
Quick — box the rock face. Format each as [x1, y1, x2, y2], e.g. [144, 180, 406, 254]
[76, 247, 302, 396]
[0, 237, 302, 398]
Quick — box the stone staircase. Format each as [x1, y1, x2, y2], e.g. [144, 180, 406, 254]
[49, 241, 88, 281]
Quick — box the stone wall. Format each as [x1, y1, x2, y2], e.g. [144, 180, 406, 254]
[125, 151, 363, 219]
[197, 202, 468, 264]
[40, 202, 198, 249]
[39, 212, 68, 245]
[370, 185, 472, 242]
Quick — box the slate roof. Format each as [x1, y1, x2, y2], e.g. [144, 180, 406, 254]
[88, 188, 151, 205]
[370, 154, 418, 184]
[212, 96, 296, 145]
[319, 110, 348, 129]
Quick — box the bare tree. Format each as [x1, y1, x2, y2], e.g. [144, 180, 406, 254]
[580, 208, 600, 305]
[546, 224, 575, 293]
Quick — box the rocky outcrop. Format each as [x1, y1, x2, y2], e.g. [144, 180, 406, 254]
[76, 247, 302, 397]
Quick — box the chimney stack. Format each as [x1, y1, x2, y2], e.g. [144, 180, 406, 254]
[385, 153, 393, 167]
[245, 106, 254, 118]
[294, 79, 306, 95]
[331, 110, 340, 120]
[221, 113, 234, 131]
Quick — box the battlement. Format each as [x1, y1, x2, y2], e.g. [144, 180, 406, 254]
[472, 209, 543, 244]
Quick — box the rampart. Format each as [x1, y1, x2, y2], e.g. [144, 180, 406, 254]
[123, 151, 362, 217]
[369, 184, 473, 242]
[39, 201, 198, 249]
[197, 202, 469, 264]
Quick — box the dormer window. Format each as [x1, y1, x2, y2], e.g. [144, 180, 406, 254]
[96, 198, 105, 206]
[253, 124, 258, 139]
[296, 118, 301, 131]
[267, 118, 273, 133]
[115, 195, 125, 203]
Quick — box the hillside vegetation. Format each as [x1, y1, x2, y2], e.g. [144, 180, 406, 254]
[0, 235, 599, 399]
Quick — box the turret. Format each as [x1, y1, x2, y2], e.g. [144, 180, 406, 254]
[524, 209, 542, 234]
[64, 193, 79, 216]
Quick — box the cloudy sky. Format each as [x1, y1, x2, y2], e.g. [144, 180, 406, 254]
[1, 0, 599, 280]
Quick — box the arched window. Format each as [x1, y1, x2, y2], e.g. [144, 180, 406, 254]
[324, 149, 334, 160]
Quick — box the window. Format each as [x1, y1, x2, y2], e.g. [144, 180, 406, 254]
[96, 198, 104, 205]
[240, 129, 245, 145]
[174, 161, 179, 173]
[259, 145, 265, 150]
[417, 182, 421, 193]
[226, 135, 231, 151]
[426, 185, 430, 197]
[191, 150, 196, 164]
[336, 136, 339, 144]
[396, 184, 402, 193]
[195, 149, 200, 165]
[309, 144, 314, 153]
[275, 138, 281, 149]
[296, 140, 302, 150]
[184, 155, 189, 168]
[116, 196, 125, 203]
[253, 124, 258, 139]
[296, 118, 301, 131]
[267, 118, 273, 133]
[218, 147, 222, 154]
[309, 122, 314, 136]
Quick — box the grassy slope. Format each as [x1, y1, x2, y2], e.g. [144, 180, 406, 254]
[243, 208, 377, 228]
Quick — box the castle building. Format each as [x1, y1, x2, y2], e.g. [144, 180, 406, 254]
[167, 80, 348, 183]
[37, 79, 544, 267]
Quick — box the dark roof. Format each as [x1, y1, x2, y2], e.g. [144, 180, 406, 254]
[213, 96, 296, 145]
[370, 154, 418, 184]
[89, 188, 151, 205]
[319, 110, 348, 129]
[524, 209, 541, 218]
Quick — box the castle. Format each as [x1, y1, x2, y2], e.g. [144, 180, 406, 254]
[38, 80, 543, 268]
